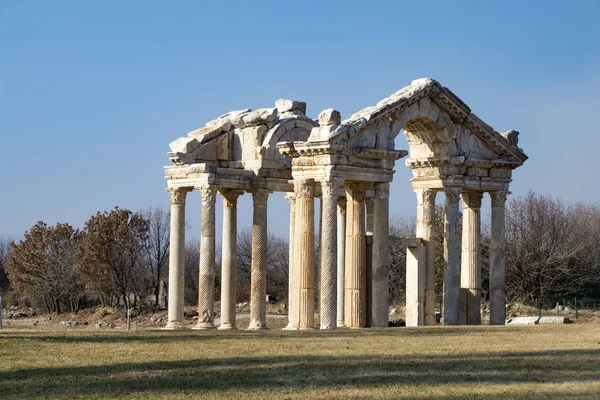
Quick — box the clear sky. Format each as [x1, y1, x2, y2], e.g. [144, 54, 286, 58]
[1, 1, 599, 241]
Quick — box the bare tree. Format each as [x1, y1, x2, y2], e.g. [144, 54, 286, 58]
[141, 206, 170, 308]
[0, 238, 11, 294]
[389, 216, 415, 304]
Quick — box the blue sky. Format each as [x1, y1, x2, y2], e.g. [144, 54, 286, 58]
[1, 1, 599, 241]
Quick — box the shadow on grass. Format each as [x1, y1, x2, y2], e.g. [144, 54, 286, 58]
[0, 325, 509, 345]
[1, 348, 600, 399]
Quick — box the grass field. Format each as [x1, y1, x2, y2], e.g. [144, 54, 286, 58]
[2, 322, 600, 399]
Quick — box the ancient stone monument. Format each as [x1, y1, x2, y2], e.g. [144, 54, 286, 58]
[163, 78, 527, 330]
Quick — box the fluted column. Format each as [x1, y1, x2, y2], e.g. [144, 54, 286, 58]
[490, 191, 508, 325]
[293, 180, 315, 329]
[319, 180, 338, 329]
[164, 188, 190, 330]
[248, 190, 269, 330]
[336, 197, 346, 327]
[414, 188, 437, 325]
[443, 189, 461, 325]
[365, 197, 374, 326]
[372, 183, 390, 327]
[283, 194, 297, 330]
[460, 192, 483, 325]
[219, 190, 243, 330]
[345, 183, 367, 328]
[195, 186, 217, 329]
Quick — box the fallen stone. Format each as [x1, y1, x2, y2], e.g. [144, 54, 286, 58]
[507, 317, 539, 325]
[275, 99, 306, 114]
[538, 316, 570, 324]
[60, 321, 88, 327]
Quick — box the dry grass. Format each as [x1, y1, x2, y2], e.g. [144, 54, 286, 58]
[1, 322, 600, 399]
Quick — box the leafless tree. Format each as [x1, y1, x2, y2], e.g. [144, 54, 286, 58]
[141, 206, 170, 308]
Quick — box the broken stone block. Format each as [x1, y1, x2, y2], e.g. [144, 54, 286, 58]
[318, 108, 341, 126]
[275, 99, 307, 114]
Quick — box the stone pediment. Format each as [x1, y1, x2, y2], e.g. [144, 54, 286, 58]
[306, 78, 527, 168]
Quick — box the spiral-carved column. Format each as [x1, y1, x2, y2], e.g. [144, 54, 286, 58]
[345, 183, 367, 328]
[283, 194, 297, 330]
[490, 191, 508, 325]
[248, 190, 269, 330]
[319, 180, 338, 329]
[219, 190, 243, 330]
[164, 187, 191, 330]
[460, 192, 483, 325]
[443, 189, 461, 325]
[293, 180, 315, 329]
[195, 186, 217, 330]
[336, 197, 346, 327]
[372, 183, 390, 327]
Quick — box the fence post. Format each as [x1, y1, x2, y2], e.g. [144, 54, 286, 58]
[127, 308, 131, 331]
[575, 297, 578, 321]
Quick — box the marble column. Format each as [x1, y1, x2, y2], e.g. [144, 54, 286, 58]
[283, 194, 297, 330]
[164, 188, 190, 330]
[319, 180, 338, 329]
[195, 186, 217, 330]
[414, 188, 437, 325]
[460, 192, 483, 325]
[345, 183, 367, 328]
[293, 180, 315, 329]
[248, 190, 269, 330]
[336, 197, 346, 327]
[489, 191, 508, 325]
[218, 190, 243, 330]
[443, 189, 461, 325]
[365, 197, 374, 326]
[372, 183, 390, 327]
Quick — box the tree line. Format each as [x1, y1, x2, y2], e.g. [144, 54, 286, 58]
[2, 191, 600, 315]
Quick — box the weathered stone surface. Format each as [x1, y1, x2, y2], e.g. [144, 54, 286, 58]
[538, 316, 570, 324]
[60, 321, 88, 327]
[507, 317, 539, 325]
[275, 99, 306, 114]
[318, 108, 341, 126]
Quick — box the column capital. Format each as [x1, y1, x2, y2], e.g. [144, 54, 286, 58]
[374, 183, 390, 199]
[345, 182, 369, 202]
[490, 191, 509, 207]
[294, 179, 315, 198]
[462, 192, 483, 209]
[444, 188, 461, 205]
[320, 179, 343, 198]
[284, 193, 296, 206]
[415, 187, 437, 206]
[196, 186, 217, 204]
[167, 187, 192, 205]
[220, 189, 244, 208]
[337, 196, 347, 213]
[250, 190, 270, 206]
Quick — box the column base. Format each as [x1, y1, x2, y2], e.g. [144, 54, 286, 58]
[320, 325, 336, 330]
[247, 320, 267, 330]
[336, 321, 346, 328]
[282, 323, 298, 330]
[217, 323, 236, 330]
[193, 322, 216, 330]
[162, 321, 188, 330]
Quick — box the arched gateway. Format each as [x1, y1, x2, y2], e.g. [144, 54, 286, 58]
[163, 78, 527, 330]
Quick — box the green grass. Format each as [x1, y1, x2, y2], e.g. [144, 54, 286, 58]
[1, 323, 600, 399]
